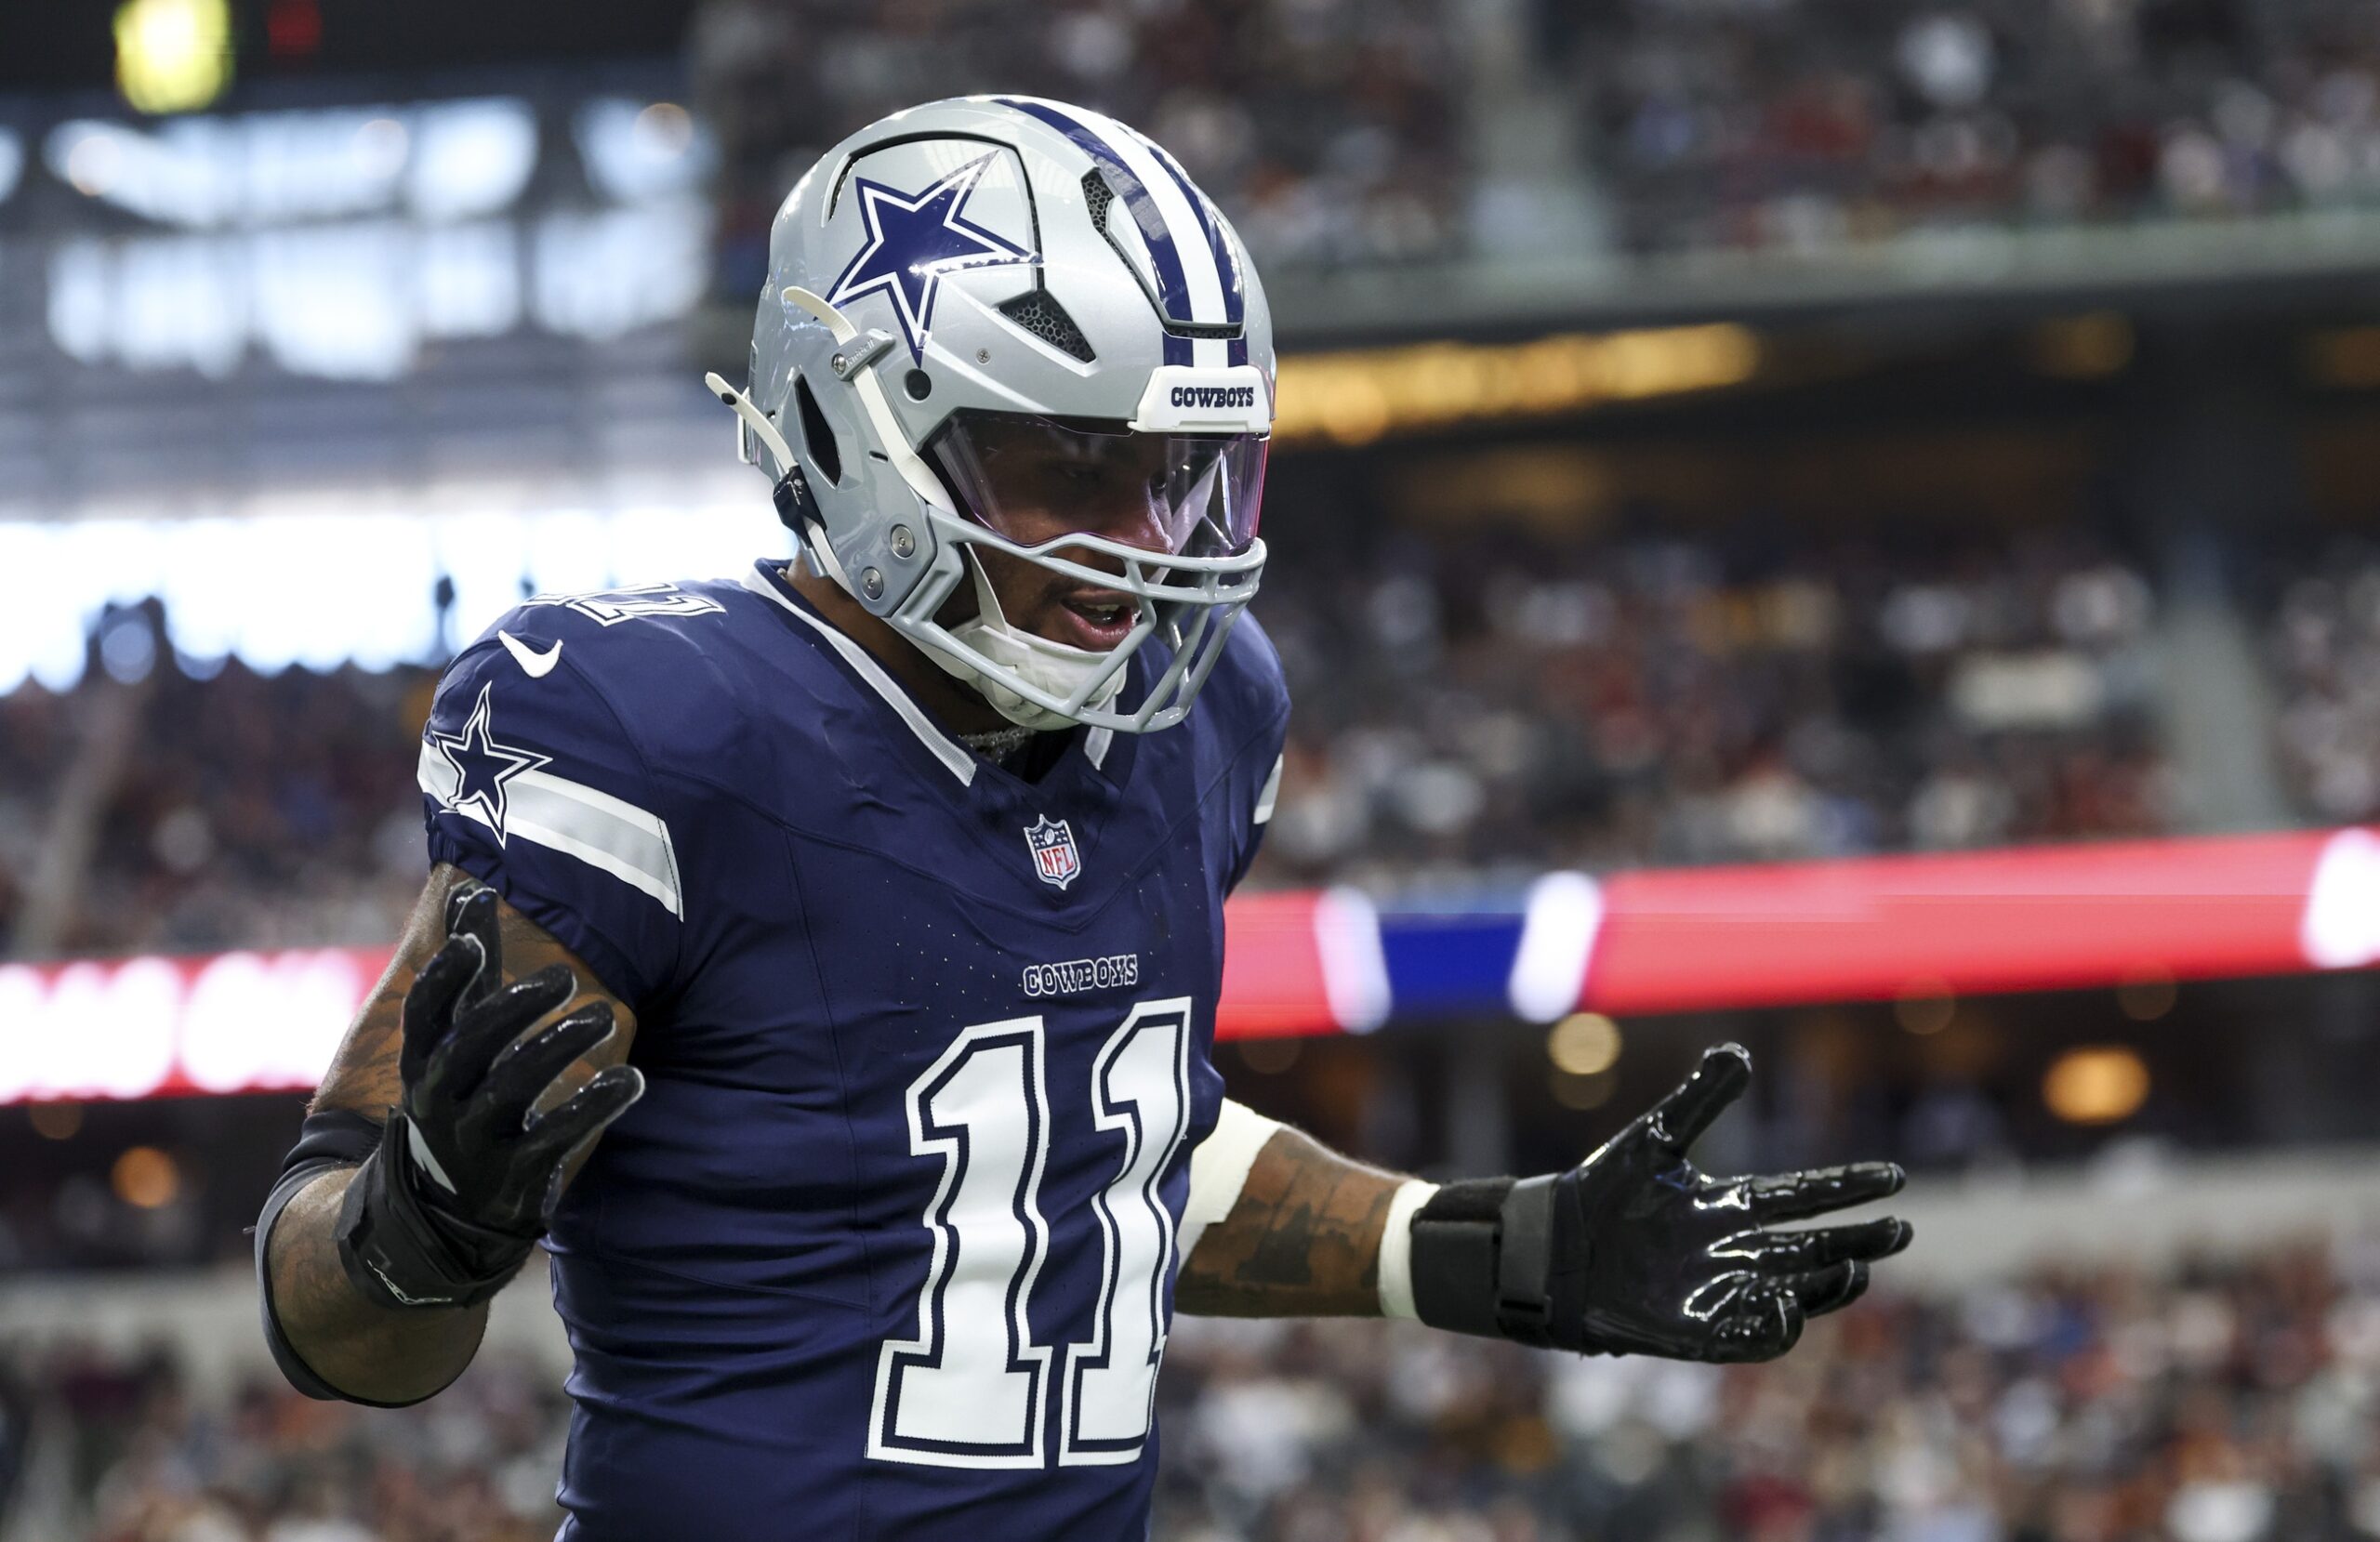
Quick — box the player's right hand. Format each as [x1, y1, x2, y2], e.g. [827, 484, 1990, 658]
[334, 885, 644, 1310]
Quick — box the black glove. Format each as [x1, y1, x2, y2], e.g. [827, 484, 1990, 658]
[336, 885, 645, 1310]
[1408, 1043, 1910, 1363]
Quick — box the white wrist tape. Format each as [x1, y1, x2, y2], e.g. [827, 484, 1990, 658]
[1181, 1100, 1286, 1260]
[1376, 1179, 1440, 1321]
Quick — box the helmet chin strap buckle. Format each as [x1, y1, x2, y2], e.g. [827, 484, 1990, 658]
[770, 465, 821, 534]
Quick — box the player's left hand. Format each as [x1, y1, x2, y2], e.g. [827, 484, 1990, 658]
[1407, 1043, 1910, 1362]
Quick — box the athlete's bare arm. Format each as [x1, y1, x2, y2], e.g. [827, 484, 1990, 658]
[265, 863, 636, 1403]
[1176, 1127, 1401, 1317]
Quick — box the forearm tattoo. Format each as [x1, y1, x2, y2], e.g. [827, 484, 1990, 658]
[1175, 1127, 1404, 1318]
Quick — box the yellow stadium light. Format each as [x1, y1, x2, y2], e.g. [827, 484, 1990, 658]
[2026, 312, 2134, 379]
[1546, 1012, 1622, 1077]
[1273, 323, 1759, 448]
[112, 1144, 182, 1209]
[2042, 1047, 2149, 1126]
[115, 0, 234, 116]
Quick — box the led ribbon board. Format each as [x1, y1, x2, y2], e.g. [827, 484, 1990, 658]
[5, 827, 2377, 1102]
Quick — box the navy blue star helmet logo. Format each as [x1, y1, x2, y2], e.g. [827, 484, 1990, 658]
[429, 682, 549, 844]
[826, 152, 1036, 362]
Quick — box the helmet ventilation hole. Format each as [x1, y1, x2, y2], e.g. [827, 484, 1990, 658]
[1082, 170, 1115, 232]
[997, 289, 1096, 362]
[794, 376, 841, 485]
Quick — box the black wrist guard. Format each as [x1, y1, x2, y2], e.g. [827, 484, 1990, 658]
[1406, 1048, 1911, 1364]
[1408, 1173, 1587, 1351]
[334, 1110, 537, 1311]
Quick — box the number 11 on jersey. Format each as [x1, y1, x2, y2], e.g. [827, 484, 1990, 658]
[868, 999, 1194, 1470]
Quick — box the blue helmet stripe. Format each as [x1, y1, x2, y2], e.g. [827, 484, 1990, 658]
[1135, 136, 1245, 326]
[995, 97, 1194, 366]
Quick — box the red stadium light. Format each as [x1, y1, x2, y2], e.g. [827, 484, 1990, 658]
[0, 949, 373, 1102]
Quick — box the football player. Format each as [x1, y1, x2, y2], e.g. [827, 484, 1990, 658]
[256, 97, 1911, 1539]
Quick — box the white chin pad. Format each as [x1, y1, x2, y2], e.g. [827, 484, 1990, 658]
[922, 557, 1130, 730]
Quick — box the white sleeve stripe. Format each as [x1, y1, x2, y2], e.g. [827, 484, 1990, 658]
[1253, 753, 1283, 825]
[416, 738, 461, 802]
[417, 743, 684, 917]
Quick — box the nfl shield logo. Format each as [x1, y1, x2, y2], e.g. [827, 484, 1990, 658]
[1024, 815, 1081, 890]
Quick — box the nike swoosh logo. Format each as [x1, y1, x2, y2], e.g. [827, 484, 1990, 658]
[498, 630, 562, 679]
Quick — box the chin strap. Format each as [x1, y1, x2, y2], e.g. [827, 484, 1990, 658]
[926, 558, 1129, 731]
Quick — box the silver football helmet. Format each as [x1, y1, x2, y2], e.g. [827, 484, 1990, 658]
[708, 95, 1274, 734]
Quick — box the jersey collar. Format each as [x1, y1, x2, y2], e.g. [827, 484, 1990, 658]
[742, 562, 978, 785]
[741, 560, 1135, 792]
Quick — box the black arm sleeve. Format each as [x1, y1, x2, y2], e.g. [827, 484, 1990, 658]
[254, 1108, 430, 1408]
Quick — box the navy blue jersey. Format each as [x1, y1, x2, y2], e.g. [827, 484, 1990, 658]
[416, 561, 1288, 1541]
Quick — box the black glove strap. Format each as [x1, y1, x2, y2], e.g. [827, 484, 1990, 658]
[1408, 1175, 1580, 1350]
[1495, 1174, 1563, 1343]
[334, 1110, 536, 1311]
[1409, 1178, 1513, 1339]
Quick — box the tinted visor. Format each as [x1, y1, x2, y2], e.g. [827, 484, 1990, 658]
[925, 410, 1267, 560]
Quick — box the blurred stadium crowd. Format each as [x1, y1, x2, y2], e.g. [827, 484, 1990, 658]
[694, 0, 1462, 297]
[1563, 0, 2380, 256]
[690, 0, 2380, 283]
[10, 0, 2380, 959]
[2264, 540, 2380, 826]
[10, 1232, 2380, 1540]
[0, 521, 2199, 957]
[1258, 522, 2170, 890]
[4, 0, 2380, 1538]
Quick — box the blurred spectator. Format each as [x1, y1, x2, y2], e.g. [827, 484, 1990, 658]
[0, 521, 2174, 956]
[12, 1234, 2380, 1538]
[54, 662, 432, 958]
[0, 689, 73, 945]
[692, 0, 1466, 301]
[2266, 543, 2380, 823]
[1, 1346, 568, 1541]
[1555, 0, 2380, 257]
[1255, 520, 2171, 890]
[690, 0, 2380, 279]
